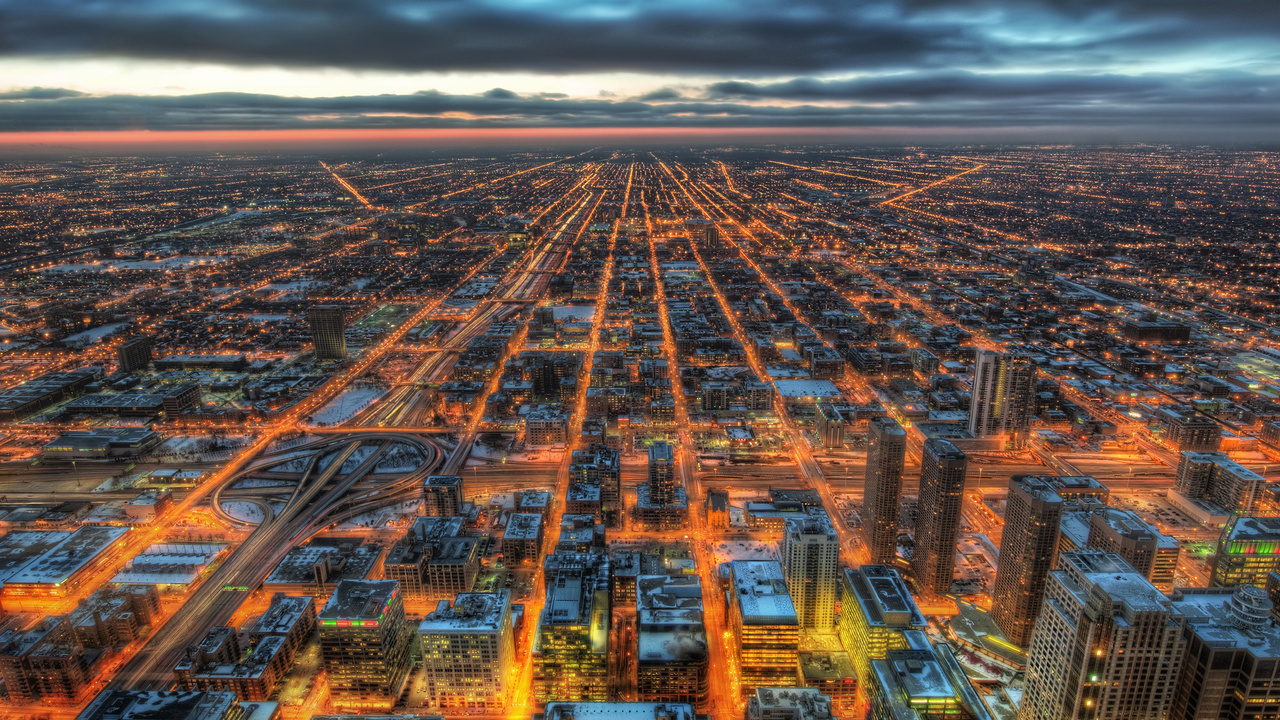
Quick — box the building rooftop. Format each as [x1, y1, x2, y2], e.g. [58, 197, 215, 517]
[319, 579, 400, 622]
[1058, 552, 1172, 614]
[1221, 515, 1280, 544]
[505, 513, 542, 540]
[1171, 585, 1280, 656]
[3, 525, 128, 586]
[539, 702, 697, 720]
[774, 379, 842, 399]
[418, 590, 511, 633]
[249, 594, 313, 637]
[731, 560, 797, 626]
[77, 690, 241, 720]
[845, 565, 926, 630]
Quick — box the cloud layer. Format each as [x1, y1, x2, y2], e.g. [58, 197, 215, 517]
[0, 0, 1276, 137]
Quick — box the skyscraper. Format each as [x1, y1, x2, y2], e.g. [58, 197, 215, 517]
[864, 417, 906, 564]
[308, 304, 347, 360]
[116, 335, 152, 373]
[781, 514, 839, 630]
[647, 440, 676, 505]
[1020, 552, 1186, 720]
[969, 350, 1037, 448]
[319, 579, 413, 710]
[991, 476, 1063, 648]
[912, 438, 968, 595]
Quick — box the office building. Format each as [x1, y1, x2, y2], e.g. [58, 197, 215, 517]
[864, 417, 907, 564]
[502, 513, 544, 565]
[991, 476, 1063, 648]
[424, 476, 465, 517]
[867, 630, 994, 720]
[570, 444, 622, 525]
[319, 579, 413, 710]
[781, 515, 839, 630]
[969, 350, 1037, 448]
[116, 335, 152, 373]
[798, 651, 858, 713]
[1174, 451, 1264, 515]
[838, 565, 928, 684]
[647, 440, 677, 506]
[636, 574, 708, 708]
[1087, 507, 1180, 592]
[418, 590, 515, 710]
[912, 438, 968, 595]
[1169, 585, 1280, 720]
[1210, 516, 1280, 588]
[728, 560, 800, 694]
[1021, 552, 1186, 720]
[532, 552, 611, 705]
[308, 304, 347, 360]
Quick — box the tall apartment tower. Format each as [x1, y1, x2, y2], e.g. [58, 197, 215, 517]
[704, 224, 721, 248]
[319, 579, 413, 710]
[1174, 451, 1264, 514]
[864, 418, 907, 564]
[781, 514, 839, 630]
[991, 476, 1063, 648]
[648, 441, 677, 506]
[912, 438, 968, 595]
[116, 335, 152, 373]
[424, 476, 465, 517]
[1020, 552, 1187, 720]
[308, 304, 348, 360]
[969, 350, 1037, 448]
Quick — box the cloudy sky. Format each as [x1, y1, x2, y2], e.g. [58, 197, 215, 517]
[0, 0, 1276, 143]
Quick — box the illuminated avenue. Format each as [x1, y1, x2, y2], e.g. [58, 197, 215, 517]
[0, 147, 1278, 720]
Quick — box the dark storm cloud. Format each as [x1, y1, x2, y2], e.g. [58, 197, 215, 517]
[0, 87, 88, 100]
[2, 78, 1276, 133]
[0, 0, 950, 74]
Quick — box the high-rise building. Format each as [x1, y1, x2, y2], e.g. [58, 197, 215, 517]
[418, 590, 515, 710]
[1020, 552, 1187, 720]
[1210, 516, 1280, 588]
[116, 335, 152, 373]
[424, 476, 465, 517]
[728, 560, 800, 694]
[704, 224, 721, 248]
[867, 630, 995, 720]
[647, 440, 677, 505]
[319, 579, 413, 710]
[968, 350, 1037, 448]
[308, 305, 347, 360]
[533, 552, 611, 705]
[991, 476, 1063, 648]
[912, 438, 968, 594]
[636, 574, 708, 708]
[570, 443, 622, 525]
[1086, 507, 1180, 592]
[838, 565, 927, 684]
[864, 417, 907, 564]
[1174, 451, 1264, 514]
[1169, 585, 1280, 720]
[781, 515, 839, 630]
